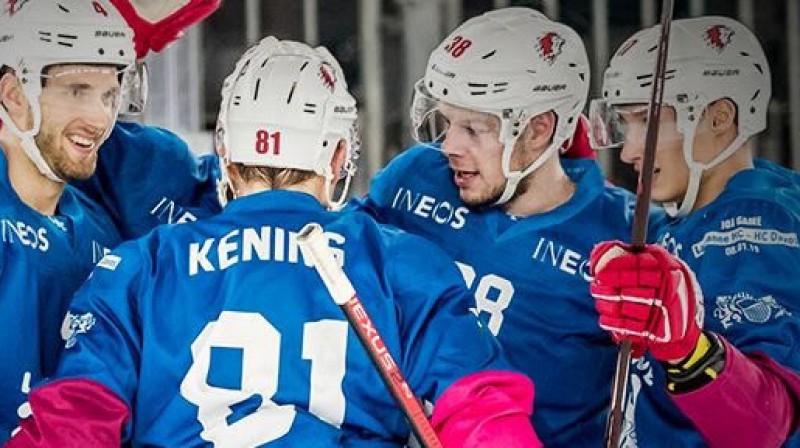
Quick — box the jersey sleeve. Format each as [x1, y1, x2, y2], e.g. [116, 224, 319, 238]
[73, 121, 222, 239]
[383, 232, 539, 446]
[384, 231, 509, 400]
[688, 200, 800, 368]
[28, 239, 150, 443]
[671, 200, 800, 445]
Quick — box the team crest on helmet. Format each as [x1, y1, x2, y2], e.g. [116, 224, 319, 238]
[318, 63, 336, 92]
[704, 25, 735, 53]
[536, 32, 565, 65]
[5, 0, 29, 15]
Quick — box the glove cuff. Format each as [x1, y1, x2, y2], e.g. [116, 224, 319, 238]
[663, 332, 726, 394]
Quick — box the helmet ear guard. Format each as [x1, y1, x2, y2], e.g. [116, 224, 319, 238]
[0, 0, 137, 182]
[413, 7, 590, 204]
[593, 16, 771, 217]
[216, 36, 359, 210]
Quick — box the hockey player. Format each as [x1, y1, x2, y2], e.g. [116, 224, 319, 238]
[0, 1, 136, 442]
[73, 0, 224, 239]
[8, 37, 541, 447]
[354, 7, 644, 446]
[589, 16, 800, 447]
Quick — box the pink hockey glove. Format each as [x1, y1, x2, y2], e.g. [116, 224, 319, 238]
[590, 241, 704, 361]
[110, 0, 222, 58]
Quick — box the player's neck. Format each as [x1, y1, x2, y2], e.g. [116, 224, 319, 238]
[504, 157, 576, 218]
[1, 140, 63, 216]
[693, 146, 754, 212]
[238, 177, 326, 203]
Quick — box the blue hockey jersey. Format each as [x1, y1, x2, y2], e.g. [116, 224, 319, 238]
[622, 159, 800, 447]
[50, 190, 508, 446]
[354, 145, 642, 446]
[0, 149, 121, 444]
[72, 121, 222, 240]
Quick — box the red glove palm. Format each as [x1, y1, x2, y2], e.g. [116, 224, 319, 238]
[589, 241, 704, 361]
[110, 0, 222, 58]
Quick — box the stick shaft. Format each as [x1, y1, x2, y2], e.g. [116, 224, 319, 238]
[606, 1, 674, 446]
[298, 223, 443, 448]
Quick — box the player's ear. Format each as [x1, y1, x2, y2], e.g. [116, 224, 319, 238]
[330, 139, 348, 182]
[0, 71, 31, 126]
[707, 98, 737, 134]
[524, 110, 557, 150]
[226, 163, 243, 193]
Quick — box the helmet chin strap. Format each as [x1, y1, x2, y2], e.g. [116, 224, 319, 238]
[325, 159, 356, 211]
[0, 103, 63, 183]
[664, 123, 750, 218]
[216, 156, 233, 208]
[493, 136, 562, 206]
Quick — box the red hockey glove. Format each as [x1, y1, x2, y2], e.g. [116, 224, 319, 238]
[589, 241, 704, 362]
[110, 0, 222, 58]
[560, 114, 595, 159]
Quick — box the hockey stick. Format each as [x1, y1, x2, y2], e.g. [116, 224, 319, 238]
[604, 1, 674, 447]
[298, 223, 443, 448]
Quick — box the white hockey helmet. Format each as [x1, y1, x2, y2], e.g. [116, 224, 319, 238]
[411, 7, 590, 205]
[590, 16, 771, 217]
[216, 36, 359, 210]
[0, 0, 136, 182]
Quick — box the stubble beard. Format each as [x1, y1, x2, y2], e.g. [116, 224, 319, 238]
[35, 128, 98, 181]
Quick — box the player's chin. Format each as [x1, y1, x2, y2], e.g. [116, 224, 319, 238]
[64, 159, 99, 181]
[651, 185, 680, 205]
[459, 187, 497, 208]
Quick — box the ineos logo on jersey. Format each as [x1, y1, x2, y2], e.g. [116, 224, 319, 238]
[1, 219, 49, 252]
[188, 224, 346, 276]
[391, 187, 469, 230]
[531, 237, 591, 281]
[150, 196, 198, 225]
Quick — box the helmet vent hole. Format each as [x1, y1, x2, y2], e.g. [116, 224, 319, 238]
[299, 61, 309, 71]
[615, 89, 621, 96]
[740, 51, 750, 57]
[119, 50, 125, 57]
[57, 4, 69, 13]
[750, 107, 756, 114]
[569, 63, 577, 68]
[253, 78, 261, 101]
[647, 45, 658, 53]
[579, 72, 586, 81]
[287, 81, 297, 104]
[56, 34, 77, 47]
[751, 89, 760, 101]
[442, 88, 448, 96]
[232, 95, 241, 106]
[323, 140, 328, 147]
[303, 103, 318, 114]
[754, 63, 763, 74]
[98, 48, 104, 55]
[481, 50, 496, 60]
